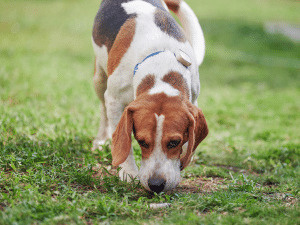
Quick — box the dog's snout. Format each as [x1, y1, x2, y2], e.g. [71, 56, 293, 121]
[148, 177, 166, 193]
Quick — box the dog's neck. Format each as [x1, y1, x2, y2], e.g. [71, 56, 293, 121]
[133, 50, 192, 100]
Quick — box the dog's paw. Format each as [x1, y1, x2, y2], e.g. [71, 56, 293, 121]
[92, 139, 107, 151]
[119, 167, 139, 182]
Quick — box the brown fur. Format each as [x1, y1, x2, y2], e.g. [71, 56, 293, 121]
[111, 92, 208, 168]
[111, 106, 134, 166]
[133, 109, 157, 159]
[107, 17, 137, 76]
[136, 75, 156, 97]
[180, 102, 208, 169]
[164, 0, 181, 13]
[162, 71, 189, 99]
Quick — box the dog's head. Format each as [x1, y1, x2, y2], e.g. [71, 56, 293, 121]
[111, 93, 208, 193]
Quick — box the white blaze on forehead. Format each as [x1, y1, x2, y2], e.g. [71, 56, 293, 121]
[138, 113, 181, 191]
[154, 114, 164, 149]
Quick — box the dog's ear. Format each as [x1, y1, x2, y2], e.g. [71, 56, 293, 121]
[111, 106, 134, 166]
[180, 102, 208, 170]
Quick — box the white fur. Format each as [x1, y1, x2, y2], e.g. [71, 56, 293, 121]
[148, 80, 180, 96]
[180, 142, 188, 159]
[122, 0, 156, 15]
[161, 0, 169, 11]
[119, 147, 139, 182]
[92, 37, 108, 74]
[139, 114, 181, 191]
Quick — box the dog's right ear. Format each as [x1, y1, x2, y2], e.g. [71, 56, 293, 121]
[180, 101, 208, 170]
[111, 106, 134, 166]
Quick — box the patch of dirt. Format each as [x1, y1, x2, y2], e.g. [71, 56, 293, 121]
[0, 203, 6, 211]
[176, 177, 227, 194]
[92, 163, 118, 177]
[264, 193, 299, 206]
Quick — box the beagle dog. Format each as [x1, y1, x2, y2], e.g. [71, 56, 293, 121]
[92, 0, 208, 193]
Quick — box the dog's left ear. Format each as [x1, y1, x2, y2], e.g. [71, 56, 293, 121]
[180, 101, 209, 170]
[111, 99, 144, 166]
[111, 106, 134, 167]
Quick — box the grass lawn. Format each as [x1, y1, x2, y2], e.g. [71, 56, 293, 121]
[1, 0, 300, 224]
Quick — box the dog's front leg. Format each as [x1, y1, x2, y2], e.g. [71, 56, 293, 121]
[118, 147, 139, 182]
[105, 75, 139, 182]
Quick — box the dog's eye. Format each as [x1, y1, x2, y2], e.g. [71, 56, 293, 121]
[167, 140, 181, 149]
[138, 140, 149, 148]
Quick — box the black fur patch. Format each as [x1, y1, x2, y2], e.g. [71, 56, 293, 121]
[154, 9, 186, 42]
[92, 0, 134, 52]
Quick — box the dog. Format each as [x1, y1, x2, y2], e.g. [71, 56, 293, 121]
[92, 0, 208, 193]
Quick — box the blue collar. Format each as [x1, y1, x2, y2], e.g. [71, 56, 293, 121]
[133, 51, 164, 76]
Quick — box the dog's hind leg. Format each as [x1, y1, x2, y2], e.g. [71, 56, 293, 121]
[92, 56, 110, 150]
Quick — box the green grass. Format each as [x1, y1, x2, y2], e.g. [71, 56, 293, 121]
[1, 0, 300, 224]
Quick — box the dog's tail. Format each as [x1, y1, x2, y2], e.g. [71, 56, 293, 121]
[163, 0, 205, 66]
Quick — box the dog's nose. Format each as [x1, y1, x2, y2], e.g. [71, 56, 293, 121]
[148, 177, 166, 193]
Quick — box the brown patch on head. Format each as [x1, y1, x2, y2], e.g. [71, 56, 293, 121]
[107, 16, 137, 76]
[154, 9, 186, 42]
[131, 93, 207, 162]
[179, 101, 209, 170]
[162, 71, 189, 99]
[111, 105, 134, 166]
[136, 75, 156, 97]
[134, 93, 208, 168]
[131, 94, 185, 159]
[112, 92, 208, 168]
[161, 107, 190, 159]
[133, 110, 157, 159]
[164, 0, 181, 13]
[111, 94, 158, 165]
